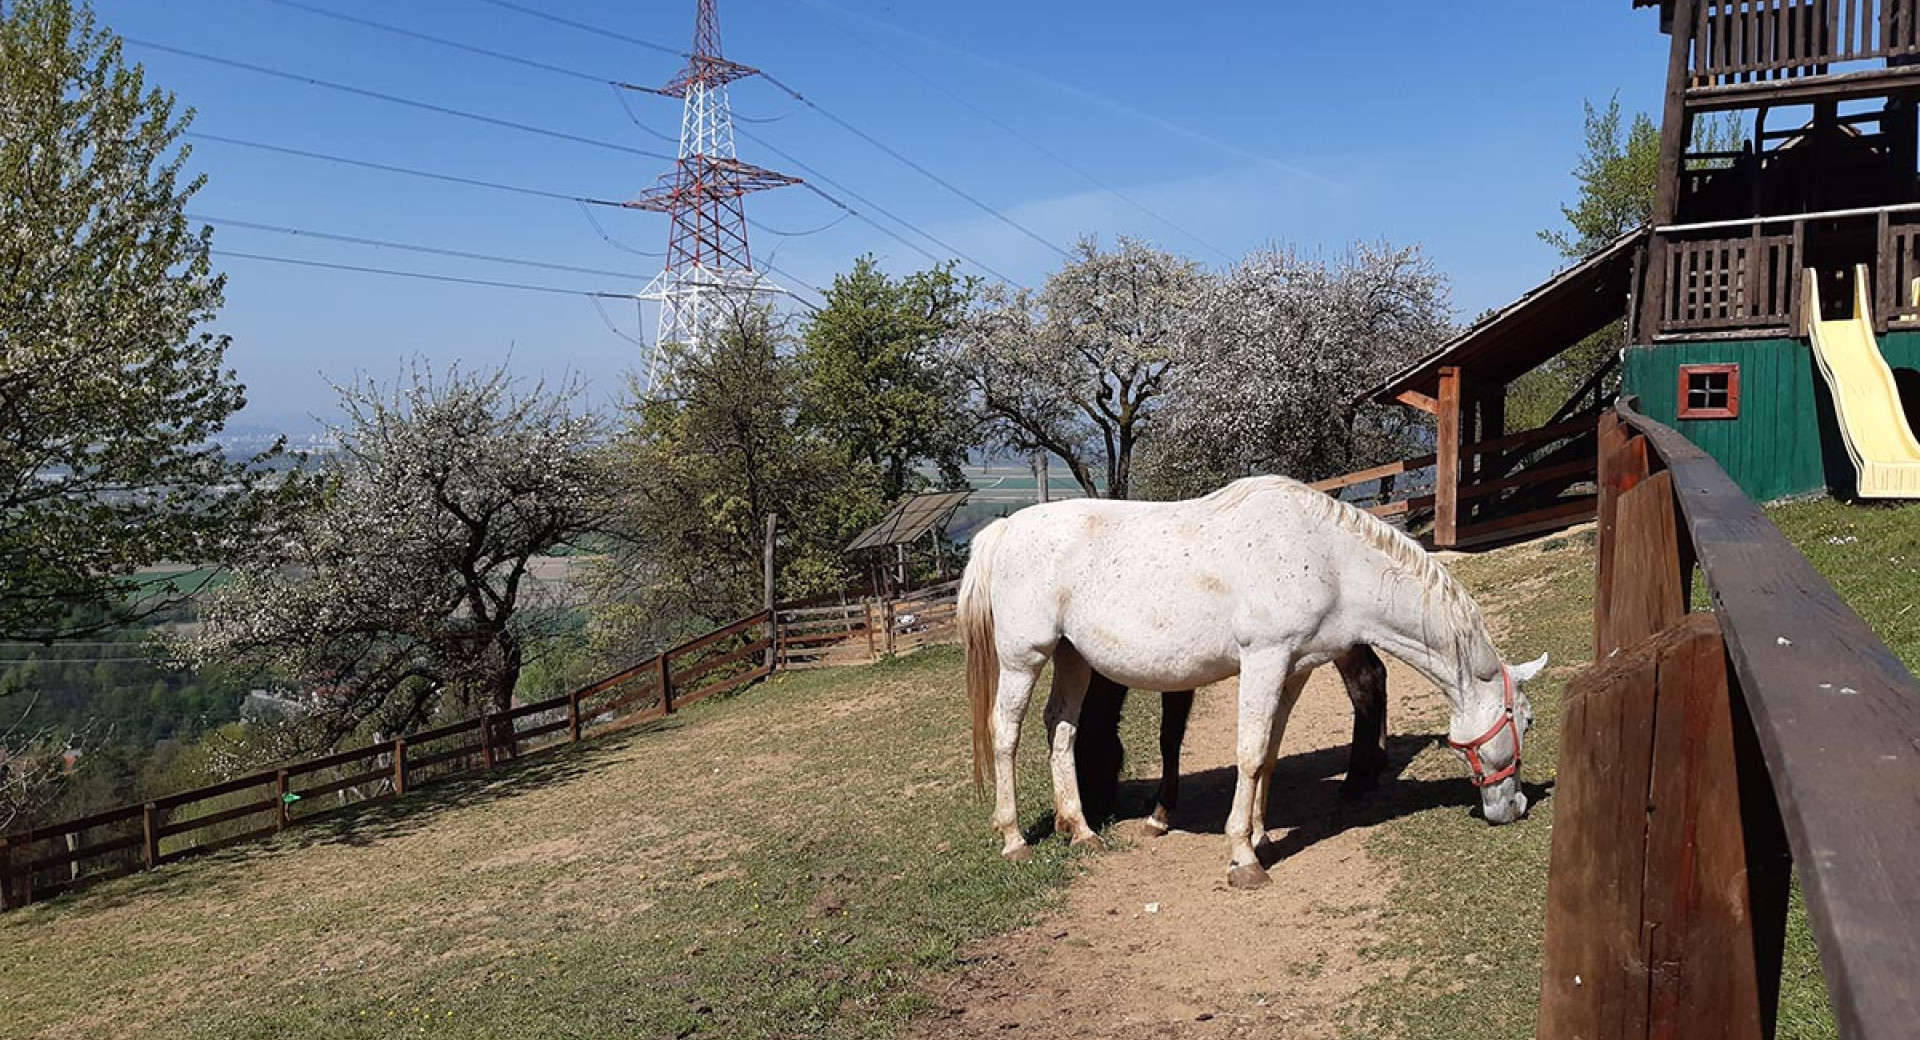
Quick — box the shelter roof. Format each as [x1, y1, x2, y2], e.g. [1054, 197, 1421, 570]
[845, 490, 973, 552]
[1364, 227, 1647, 406]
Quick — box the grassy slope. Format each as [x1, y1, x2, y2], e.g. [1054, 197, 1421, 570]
[1, 649, 1154, 1040]
[1354, 497, 1920, 1040]
[9, 500, 1907, 1040]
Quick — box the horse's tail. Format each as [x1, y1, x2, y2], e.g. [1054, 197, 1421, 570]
[960, 518, 1007, 797]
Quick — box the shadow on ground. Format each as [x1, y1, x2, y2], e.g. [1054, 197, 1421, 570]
[1026, 733, 1553, 862]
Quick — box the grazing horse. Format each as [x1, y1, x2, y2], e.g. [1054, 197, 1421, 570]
[1071, 645, 1390, 833]
[962, 475, 1544, 889]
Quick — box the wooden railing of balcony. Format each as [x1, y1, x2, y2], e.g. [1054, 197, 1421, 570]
[1688, 0, 1920, 86]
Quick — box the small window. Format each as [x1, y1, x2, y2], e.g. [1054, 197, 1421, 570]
[1677, 364, 1740, 419]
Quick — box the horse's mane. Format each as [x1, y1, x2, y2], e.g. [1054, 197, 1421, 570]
[1201, 476, 1501, 677]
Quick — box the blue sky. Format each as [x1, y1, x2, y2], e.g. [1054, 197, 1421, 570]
[88, 1, 1672, 432]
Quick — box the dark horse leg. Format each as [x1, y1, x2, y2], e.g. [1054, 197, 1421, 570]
[1073, 646, 1390, 835]
[1071, 672, 1129, 828]
[1333, 645, 1389, 797]
[1142, 689, 1195, 836]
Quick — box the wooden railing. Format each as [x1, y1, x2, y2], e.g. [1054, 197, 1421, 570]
[775, 580, 959, 668]
[1537, 399, 1920, 1040]
[1688, 0, 1920, 86]
[1655, 227, 1801, 334]
[0, 608, 779, 911]
[1310, 413, 1599, 548]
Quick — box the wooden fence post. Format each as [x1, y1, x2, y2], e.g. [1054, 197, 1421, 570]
[1604, 469, 1685, 657]
[567, 689, 582, 742]
[142, 802, 159, 870]
[863, 602, 879, 661]
[657, 652, 674, 715]
[0, 836, 16, 911]
[883, 597, 896, 657]
[392, 738, 408, 797]
[1539, 614, 1770, 1040]
[479, 715, 496, 770]
[764, 515, 778, 673]
[1434, 366, 1463, 547]
[275, 770, 291, 830]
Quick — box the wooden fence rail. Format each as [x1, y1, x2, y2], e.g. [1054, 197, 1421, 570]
[0, 575, 972, 912]
[1537, 399, 1920, 1040]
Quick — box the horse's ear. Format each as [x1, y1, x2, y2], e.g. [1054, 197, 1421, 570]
[1510, 653, 1549, 685]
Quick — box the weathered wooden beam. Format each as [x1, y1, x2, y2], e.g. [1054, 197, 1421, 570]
[1395, 389, 1438, 414]
[1433, 367, 1463, 547]
[1539, 614, 1773, 1040]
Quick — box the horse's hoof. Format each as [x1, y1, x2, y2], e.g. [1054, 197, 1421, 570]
[1140, 817, 1170, 838]
[1227, 863, 1271, 890]
[1070, 831, 1103, 850]
[1002, 844, 1035, 864]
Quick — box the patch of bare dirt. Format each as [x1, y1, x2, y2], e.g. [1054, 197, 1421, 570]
[913, 654, 1445, 1040]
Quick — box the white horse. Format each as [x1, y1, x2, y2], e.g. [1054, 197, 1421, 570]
[960, 475, 1545, 889]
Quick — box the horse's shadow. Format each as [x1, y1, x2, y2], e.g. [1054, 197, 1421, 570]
[1025, 734, 1553, 862]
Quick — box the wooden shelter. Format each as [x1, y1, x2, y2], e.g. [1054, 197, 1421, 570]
[845, 489, 971, 596]
[1623, 0, 1920, 500]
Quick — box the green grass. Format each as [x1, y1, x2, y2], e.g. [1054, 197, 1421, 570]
[1344, 531, 1597, 1040]
[0, 647, 1153, 1040]
[1347, 498, 1920, 1040]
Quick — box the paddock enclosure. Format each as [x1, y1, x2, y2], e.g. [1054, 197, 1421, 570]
[0, 582, 957, 912]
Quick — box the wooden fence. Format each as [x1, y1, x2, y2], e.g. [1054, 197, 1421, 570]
[1309, 412, 1599, 548]
[0, 605, 794, 910]
[775, 580, 959, 669]
[1689, 0, 1920, 86]
[1537, 399, 1920, 1040]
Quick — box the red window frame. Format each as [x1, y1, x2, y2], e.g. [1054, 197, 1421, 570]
[1677, 363, 1741, 419]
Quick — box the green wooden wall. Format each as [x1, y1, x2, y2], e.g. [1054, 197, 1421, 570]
[1624, 332, 1920, 501]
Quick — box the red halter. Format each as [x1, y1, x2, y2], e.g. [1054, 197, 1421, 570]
[1448, 665, 1520, 788]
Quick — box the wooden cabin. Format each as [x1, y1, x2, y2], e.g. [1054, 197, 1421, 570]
[1340, 0, 1920, 543]
[1627, 0, 1920, 500]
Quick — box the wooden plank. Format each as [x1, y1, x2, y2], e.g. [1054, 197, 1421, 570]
[1618, 399, 1920, 1040]
[1642, 615, 1769, 1040]
[295, 765, 393, 802]
[1603, 471, 1686, 656]
[28, 831, 144, 873]
[407, 744, 482, 771]
[1396, 390, 1439, 414]
[673, 636, 772, 688]
[1537, 631, 1661, 1040]
[1307, 452, 1438, 493]
[152, 769, 279, 813]
[1434, 366, 1463, 547]
[1, 801, 144, 843]
[1455, 457, 1598, 504]
[1448, 495, 1598, 548]
[673, 664, 772, 710]
[155, 799, 278, 840]
[1459, 413, 1601, 460]
[666, 609, 772, 659]
[284, 744, 387, 778]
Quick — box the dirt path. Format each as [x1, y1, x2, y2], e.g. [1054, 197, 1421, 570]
[912, 655, 1447, 1040]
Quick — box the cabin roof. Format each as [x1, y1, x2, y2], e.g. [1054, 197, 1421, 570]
[845, 489, 972, 551]
[1364, 226, 1646, 406]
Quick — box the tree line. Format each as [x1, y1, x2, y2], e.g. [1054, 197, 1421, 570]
[2, 0, 1668, 827]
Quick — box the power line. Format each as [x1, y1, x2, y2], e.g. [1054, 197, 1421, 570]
[733, 126, 1022, 285]
[752, 71, 1069, 262]
[212, 250, 637, 299]
[124, 36, 675, 161]
[789, 0, 1233, 262]
[255, 0, 652, 91]
[466, 0, 686, 58]
[752, 213, 851, 238]
[184, 131, 611, 205]
[191, 213, 651, 280]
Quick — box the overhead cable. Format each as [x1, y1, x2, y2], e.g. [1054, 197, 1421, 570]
[212, 250, 636, 298]
[191, 213, 650, 280]
[124, 36, 674, 161]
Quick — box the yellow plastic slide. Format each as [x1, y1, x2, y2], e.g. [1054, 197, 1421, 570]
[1805, 266, 1920, 498]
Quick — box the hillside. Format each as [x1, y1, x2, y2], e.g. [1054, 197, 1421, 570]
[7, 511, 1887, 1039]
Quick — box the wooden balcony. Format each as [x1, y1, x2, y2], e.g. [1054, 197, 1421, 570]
[1646, 203, 1920, 338]
[1681, 0, 1920, 108]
